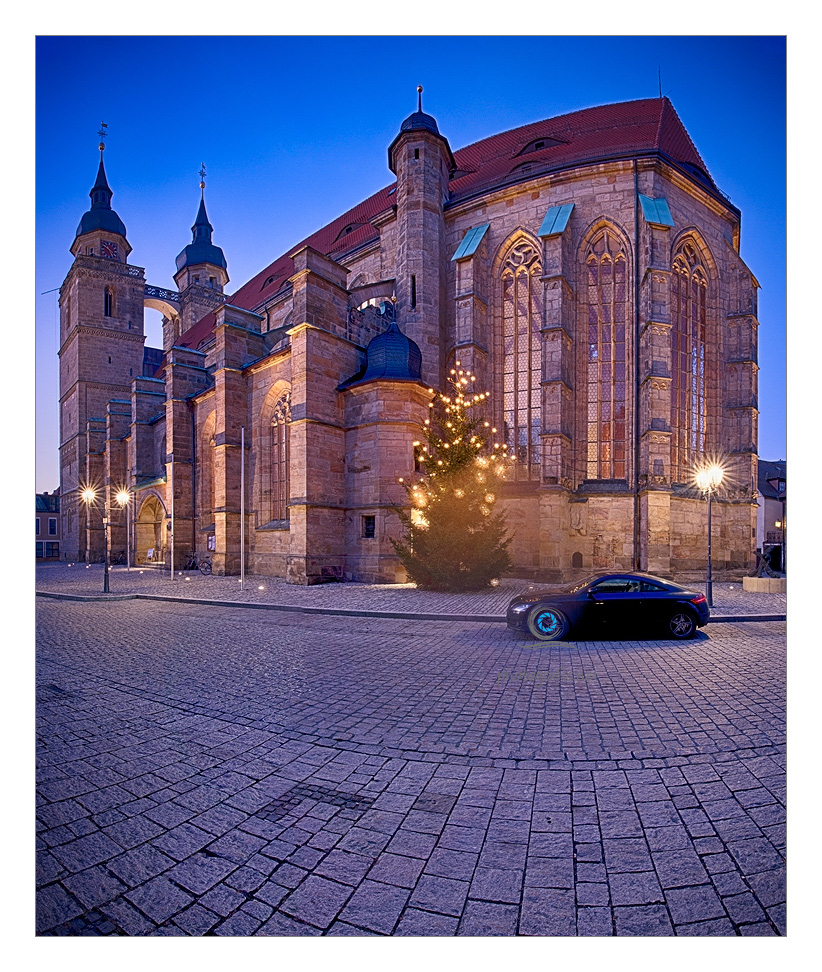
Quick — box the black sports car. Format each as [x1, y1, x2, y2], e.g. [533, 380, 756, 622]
[506, 572, 710, 641]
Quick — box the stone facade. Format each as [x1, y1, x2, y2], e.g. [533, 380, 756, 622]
[58, 98, 760, 583]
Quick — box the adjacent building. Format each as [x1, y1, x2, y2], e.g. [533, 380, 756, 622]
[36, 491, 61, 561]
[755, 459, 786, 572]
[57, 96, 760, 582]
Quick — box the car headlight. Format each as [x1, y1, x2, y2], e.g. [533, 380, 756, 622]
[510, 603, 530, 614]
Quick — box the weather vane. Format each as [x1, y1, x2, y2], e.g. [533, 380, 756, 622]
[97, 121, 108, 153]
[199, 162, 207, 193]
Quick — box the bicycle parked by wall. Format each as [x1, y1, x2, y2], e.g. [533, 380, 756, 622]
[182, 553, 212, 575]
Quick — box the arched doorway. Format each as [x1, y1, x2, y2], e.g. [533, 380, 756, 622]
[136, 494, 167, 564]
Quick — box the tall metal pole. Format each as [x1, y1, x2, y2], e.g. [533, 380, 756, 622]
[240, 426, 245, 591]
[126, 497, 131, 571]
[706, 487, 713, 608]
[103, 508, 110, 593]
[170, 455, 175, 581]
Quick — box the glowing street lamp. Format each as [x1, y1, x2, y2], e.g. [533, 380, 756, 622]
[80, 486, 110, 593]
[115, 489, 132, 571]
[695, 463, 725, 608]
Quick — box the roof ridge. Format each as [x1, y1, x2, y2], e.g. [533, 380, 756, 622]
[452, 97, 663, 160]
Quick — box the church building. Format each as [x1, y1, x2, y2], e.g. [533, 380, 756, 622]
[58, 95, 760, 583]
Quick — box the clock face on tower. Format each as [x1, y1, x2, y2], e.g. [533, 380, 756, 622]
[101, 240, 118, 260]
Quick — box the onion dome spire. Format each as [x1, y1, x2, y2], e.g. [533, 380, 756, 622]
[388, 85, 455, 174]
[74, 121, 128, 241]
[175, 163, 227, 272]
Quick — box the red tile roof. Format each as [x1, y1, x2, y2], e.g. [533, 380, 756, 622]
[179, 98, 715, 354]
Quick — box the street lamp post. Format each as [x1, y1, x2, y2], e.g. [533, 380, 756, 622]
[102, 511, 110, 593]
[81, 487, 110, 593]
[695, 464, 725, 608]
[116, 489, 132, 571]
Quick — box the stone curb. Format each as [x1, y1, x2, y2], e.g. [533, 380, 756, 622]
[34, 590, 786, 625]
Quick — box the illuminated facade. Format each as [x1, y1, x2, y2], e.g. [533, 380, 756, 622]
[58, 97, 759, 582]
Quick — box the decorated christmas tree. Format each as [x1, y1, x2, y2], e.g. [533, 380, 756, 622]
[391, 363, 513, 591]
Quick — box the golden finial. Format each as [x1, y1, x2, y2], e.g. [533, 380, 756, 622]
[198, 162, 207, 194]
[417, 85, 423, 112]
[97, 121, 108, 153]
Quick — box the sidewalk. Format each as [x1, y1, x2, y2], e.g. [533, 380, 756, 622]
[35, 563, 786, 623]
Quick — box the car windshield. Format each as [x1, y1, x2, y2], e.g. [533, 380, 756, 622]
[566, 575, 603, 594]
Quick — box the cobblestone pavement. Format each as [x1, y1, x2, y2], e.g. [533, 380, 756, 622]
[35, 592, 786, 937]
[36, 563, 786, 619]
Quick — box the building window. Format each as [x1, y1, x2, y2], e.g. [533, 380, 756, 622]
[36, 542, 44, 559]
[501, 240, 542, 480]
[48, 517, 57, 536]
[104, 286, 114, 317]
[271, 393, 291, 521]
[671, 242, 708, 481]
[362, 515, 376, 539]
[584, 230, 628, 479]
[36, 518, 40, 536]
[46, 543, 60, 558]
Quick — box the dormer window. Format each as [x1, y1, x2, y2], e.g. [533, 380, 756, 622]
[516, 135, 563, 156]
[333, 222, 367, 243]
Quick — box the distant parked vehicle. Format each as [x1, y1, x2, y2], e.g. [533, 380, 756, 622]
[507, 572, 710, 641]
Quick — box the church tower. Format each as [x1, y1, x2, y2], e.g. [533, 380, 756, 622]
[58, 131, 146, 560]
[388, 87, 454, 388]
[170, 167, 229, 348]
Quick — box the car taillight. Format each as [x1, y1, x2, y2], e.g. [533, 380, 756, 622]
[690, 595, 707, 605]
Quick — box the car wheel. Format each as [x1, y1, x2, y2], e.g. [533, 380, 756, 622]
[667, 610, 696, 639]
[526, 605, 569, 641]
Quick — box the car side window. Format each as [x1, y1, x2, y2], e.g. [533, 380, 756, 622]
[591, 580, 641, 594]
[640, 581, 665, 592]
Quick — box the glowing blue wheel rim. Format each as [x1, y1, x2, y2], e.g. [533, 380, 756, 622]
[536, 611, 560, 635]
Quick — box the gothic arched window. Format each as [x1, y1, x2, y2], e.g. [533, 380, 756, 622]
[104, 287, 114, 318]
[584, 230, 628, 480]
[271, 393, 291, 521]
[671, 242, 708, 482]
[501, 241, 542, 480]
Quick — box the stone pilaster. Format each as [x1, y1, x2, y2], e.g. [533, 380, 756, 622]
[451, 236, 490, 385]
[342, 380, 430, 582]
[210, 307, 262, 575]
[83, 419, 107, 563]
[164, 347, 210, 565]
[105, 401, 130, 559]
[286, 322, 354, 584]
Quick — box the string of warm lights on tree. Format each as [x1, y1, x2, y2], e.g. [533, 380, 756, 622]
[392, 363, 514, 590]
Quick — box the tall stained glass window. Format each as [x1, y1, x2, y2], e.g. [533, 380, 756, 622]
[270, 393, 291, 521]
[501, 242, 542, 481]
[670, 242, 707, 481]
[585, 231, 628, 479]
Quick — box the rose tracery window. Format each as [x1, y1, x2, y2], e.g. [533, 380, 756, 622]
[270, 393, 291, 521]
[501, 242, 542, 481]
[584, 231, 628, 479]
[671, 243, 707, 482]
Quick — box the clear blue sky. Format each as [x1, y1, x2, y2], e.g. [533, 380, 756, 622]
[35, 35, 786, 492]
